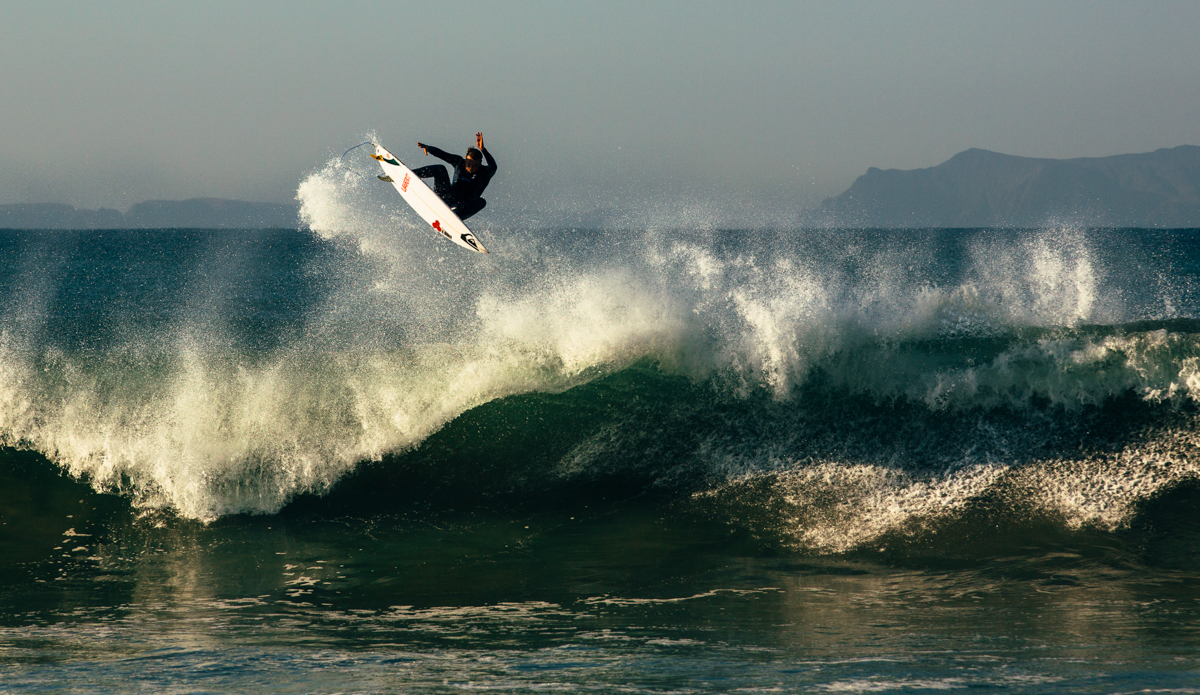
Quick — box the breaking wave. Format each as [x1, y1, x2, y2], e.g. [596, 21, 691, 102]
[2, 156, 1200, 555]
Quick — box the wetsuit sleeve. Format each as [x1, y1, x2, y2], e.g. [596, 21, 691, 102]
[481, 146, 497, 171]
[424, 145, 464, 166]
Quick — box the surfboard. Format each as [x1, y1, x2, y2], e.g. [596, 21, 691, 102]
[371, 143, 489, 254]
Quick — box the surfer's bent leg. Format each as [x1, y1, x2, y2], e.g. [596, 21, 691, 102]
[411, 165, 453, 201]
[454, 197, 486, 220]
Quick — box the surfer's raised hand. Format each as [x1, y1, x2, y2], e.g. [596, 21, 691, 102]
[417, 142, 429, 155]
[476, 132, 484, 150]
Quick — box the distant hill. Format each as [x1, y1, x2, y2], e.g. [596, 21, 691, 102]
[0, 203, 126, 229]
[820, 145, 1200, 228]
[0, 198, 300, 229]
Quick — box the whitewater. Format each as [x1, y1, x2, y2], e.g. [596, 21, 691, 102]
[2, 153, 1199, 558]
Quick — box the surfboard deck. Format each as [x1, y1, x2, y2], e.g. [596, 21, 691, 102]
[371, 144, 488, 254]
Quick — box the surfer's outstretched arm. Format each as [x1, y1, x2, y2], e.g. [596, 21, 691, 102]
[416, 143, 462, 165]
[476, 132, 496, 170]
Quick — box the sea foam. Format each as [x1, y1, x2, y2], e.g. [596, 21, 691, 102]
[2, 154, 1198, 534]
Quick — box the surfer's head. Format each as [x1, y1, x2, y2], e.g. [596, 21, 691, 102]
[464, 148, 482, 173]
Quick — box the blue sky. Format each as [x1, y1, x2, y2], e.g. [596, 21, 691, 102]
[3, 0, 1198, 215]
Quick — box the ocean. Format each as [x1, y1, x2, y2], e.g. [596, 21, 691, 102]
[4, 166, 1200, 692]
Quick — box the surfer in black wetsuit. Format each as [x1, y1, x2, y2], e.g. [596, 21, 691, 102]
[412, 132, 497, 220]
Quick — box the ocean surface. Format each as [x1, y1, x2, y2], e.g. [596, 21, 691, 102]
[5, 168, 1200, 692]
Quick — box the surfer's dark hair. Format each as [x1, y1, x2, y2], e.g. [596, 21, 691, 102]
[465, 147, 482, 160]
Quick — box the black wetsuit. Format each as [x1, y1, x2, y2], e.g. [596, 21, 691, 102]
[411, 145, 497, 220]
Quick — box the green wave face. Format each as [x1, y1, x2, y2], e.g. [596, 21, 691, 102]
[4, 221, 1200, 557]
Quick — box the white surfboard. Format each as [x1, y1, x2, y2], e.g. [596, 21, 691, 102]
[371, 143, 488, 254]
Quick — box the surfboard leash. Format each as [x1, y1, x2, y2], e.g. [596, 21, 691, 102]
[338, 141, 383, 182]
[340, 141, 373, 159]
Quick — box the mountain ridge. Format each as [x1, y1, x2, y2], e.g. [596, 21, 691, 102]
[821, 145, 1200, 227]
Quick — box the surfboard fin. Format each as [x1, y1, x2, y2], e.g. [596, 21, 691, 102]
[377, 175, 394, 182]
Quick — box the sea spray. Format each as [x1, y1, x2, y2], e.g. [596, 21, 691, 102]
[3, 158, 1200, 546]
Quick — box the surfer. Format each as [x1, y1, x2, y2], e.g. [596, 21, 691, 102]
[412, 132, 497, 220]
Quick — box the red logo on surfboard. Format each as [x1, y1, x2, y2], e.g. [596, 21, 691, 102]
[401, 173, 410, 192]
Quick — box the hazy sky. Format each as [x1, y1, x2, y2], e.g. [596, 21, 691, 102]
[3, 0, 1198, 214]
